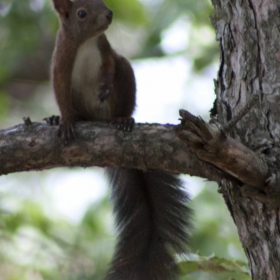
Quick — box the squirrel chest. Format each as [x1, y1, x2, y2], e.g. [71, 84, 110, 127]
[71, 37, 109, 120]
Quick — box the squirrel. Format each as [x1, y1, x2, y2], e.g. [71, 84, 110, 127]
[50, 0, 192, 279]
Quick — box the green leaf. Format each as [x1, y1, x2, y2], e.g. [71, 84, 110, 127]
[179, 253, 250, 277]
[105, 0, 147, 25]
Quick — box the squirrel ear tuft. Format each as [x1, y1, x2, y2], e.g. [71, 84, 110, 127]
[52, 0, 72, 18]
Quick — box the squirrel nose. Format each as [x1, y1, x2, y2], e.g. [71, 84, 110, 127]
[106, 10, 113, 22]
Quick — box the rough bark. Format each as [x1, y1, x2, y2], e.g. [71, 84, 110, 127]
[0, 120, 227, 182]
[209, 0, 280, 279]
[176, 109, 268, 188]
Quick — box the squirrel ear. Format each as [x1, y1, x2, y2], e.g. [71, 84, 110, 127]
[52, 0, 72, 18]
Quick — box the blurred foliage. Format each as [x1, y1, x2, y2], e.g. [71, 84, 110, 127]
[0, 0, 216, 87]
[0, 0, 247, 279]
[0, 175, 113, 280]
[138, 0, 216, 69]
[0, 175, 249, 280]
[0, 0, 218, 123]
[180, 253, 250, 277]
[105, 0, 147, 26]
[181, 185, 249, 280]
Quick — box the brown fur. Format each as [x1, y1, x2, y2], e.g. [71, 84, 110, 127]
[51, 0, 135, 141]
[51, 1, 191, 280]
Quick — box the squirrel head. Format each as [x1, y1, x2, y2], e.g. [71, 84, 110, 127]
[52, 0, 113, 42]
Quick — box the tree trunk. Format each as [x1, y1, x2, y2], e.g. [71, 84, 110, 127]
[211, 1, 280, 279]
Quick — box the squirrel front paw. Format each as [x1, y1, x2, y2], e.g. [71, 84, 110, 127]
[43, 115, 60, 126]
[44, 116, 75, 145]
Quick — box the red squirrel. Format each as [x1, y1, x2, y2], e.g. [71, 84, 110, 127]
[50, 0, 192, 279]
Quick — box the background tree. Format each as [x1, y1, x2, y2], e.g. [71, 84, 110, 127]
[0, 0, 269, 279]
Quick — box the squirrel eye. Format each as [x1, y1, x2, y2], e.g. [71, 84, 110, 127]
[77, 9, 87, 19]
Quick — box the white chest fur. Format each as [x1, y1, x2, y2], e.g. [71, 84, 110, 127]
[71, 37, 103, 112]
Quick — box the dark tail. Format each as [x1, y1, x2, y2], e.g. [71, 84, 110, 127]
[105, 168, 192, 280]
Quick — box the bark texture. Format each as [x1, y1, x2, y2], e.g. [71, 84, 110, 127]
[0, 121, 226, 182]
[176, 109, 268, 188]
[210, 1, 280, 279]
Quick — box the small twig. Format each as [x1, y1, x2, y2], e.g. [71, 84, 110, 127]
[23, 116, 32, 126]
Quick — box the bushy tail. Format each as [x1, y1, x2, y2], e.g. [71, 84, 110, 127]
[105, 168, 192, 280]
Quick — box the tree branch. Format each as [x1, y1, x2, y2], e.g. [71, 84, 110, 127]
[0, 120, 226, 182]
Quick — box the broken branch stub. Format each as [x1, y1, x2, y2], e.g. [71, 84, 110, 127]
[176, 110, 268, 189]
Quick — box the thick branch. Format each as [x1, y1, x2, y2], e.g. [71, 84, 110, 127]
[176, 110, 269, 188]
[0, 120, 226, 182]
